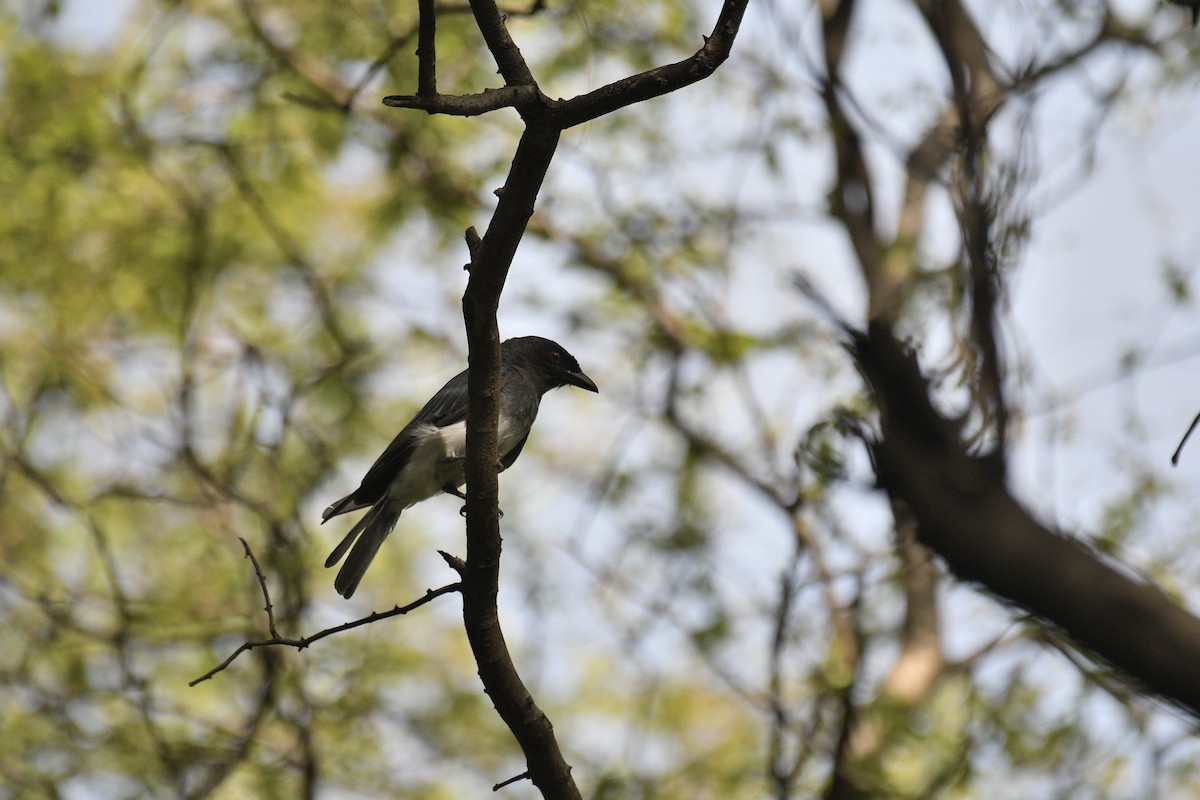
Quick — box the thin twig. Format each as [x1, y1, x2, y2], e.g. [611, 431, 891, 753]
[1171, 409, 1200, 466]
[493, 771, 530, 791]
[190, 582, 462, 686]
[239, 537, 280, 639]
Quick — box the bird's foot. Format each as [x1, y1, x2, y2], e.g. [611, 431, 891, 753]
[442, 484, 467, 500]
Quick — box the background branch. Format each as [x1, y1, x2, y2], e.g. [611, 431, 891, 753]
[851, 323, 1200, 717]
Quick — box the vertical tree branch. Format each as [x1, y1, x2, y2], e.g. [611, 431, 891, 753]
[460, 120, 578, 799]
[417, 0, 437, 96]
[467, 0, 537, 86]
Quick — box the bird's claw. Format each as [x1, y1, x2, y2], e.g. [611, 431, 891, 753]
[458, 505, 504, 519]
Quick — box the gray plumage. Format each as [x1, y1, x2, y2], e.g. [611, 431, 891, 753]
[322, 336, 598, 598]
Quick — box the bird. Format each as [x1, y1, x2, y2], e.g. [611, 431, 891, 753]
[321, 336, 598, 598]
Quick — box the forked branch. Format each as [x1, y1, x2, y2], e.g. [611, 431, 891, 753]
[385, 2, 750, 798]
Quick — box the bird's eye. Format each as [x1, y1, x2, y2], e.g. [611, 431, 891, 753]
[549, 351, 561, 363]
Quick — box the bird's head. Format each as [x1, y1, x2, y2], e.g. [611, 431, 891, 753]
[502, 336, 599, 394]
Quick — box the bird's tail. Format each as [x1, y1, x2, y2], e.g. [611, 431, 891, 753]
[322, 492, 368, 523]
[325, 503, 401, 599]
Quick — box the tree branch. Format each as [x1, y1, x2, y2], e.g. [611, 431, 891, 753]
[238, 537, 281, 639]
[383, 85, 538, 116]
[549, 0, 750, 129]
[383, 2, 751, 795]
[190, 576, 462, 686]
[468, 0, 537, 86]
[849, 323, 1200, 717]
[459, 118, 579, 799]
[417, 0, 438, 96]
[389, 1, 750, 130]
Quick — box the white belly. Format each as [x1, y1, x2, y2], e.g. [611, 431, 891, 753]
[386, 419, 526, 509]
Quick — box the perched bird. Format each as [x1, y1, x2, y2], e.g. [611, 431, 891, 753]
[322, 336, 598, 598]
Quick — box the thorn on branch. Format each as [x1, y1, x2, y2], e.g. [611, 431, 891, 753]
[493, 771, 531, 791]
[439, 549, 467, 574]
[464, 226, 482, 271]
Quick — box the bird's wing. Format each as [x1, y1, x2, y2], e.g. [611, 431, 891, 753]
[417, 368, 471, 428]
[346, 368, 471, 506]
[499, 432, 529, 471]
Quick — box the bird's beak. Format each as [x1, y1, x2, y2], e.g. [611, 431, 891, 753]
[564, 370, 599, 393]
